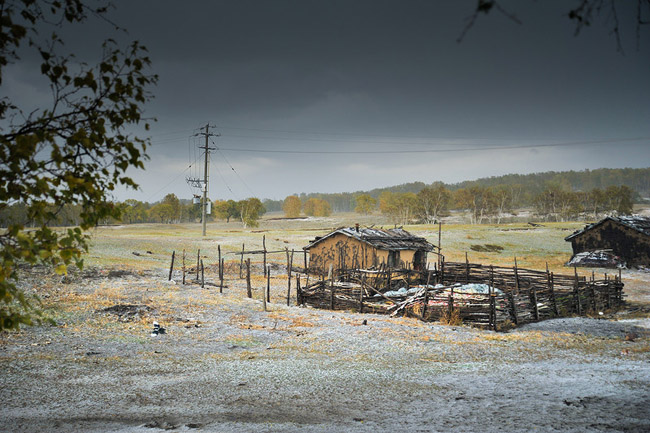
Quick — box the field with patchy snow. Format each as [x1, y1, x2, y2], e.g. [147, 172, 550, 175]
[1, 216, 649, 432]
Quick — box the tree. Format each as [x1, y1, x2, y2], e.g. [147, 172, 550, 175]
[534, 184, 581, 222]
[312, 199, 331, 217]
[238, 198, 265, 228]
[120, 199, 148, 224]
[453, 186, 495, 224]
[0, 1, 156, 330]
[354, 194, 377, 215]
[604, 185, 634, 215]
[379, 191, 418, 225]
[214, 199, 239, 222]
[161, 193, 181, 223]
[302, 197, 318, 216]
[148, 203, 173, 223]
[460, 0, 650, 53]
[416, 184, 450, 224]
[283, 195, 301, 218]
[490, 185, 513, 224]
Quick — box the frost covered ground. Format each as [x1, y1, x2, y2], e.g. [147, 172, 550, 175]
[1, 264, 649, 433]
[2, 220, 650, 432]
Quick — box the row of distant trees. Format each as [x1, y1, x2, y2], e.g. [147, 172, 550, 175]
[0, 194, 267, 228]
[0, 183, 635, 229]
[367, 184, 634, 225]
[282, 195, 332, 218]
[264, 168, 649, 213]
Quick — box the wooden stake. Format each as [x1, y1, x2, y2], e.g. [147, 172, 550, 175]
[286, 248, 293, 306]
[303, 248, 308, 273]
[263, 235, 267, 277]
[531, 288, 539, 321]
[264, 265, 269, 311]
[218, 244, 221, 284]
[220, 258, 224, 293]
[514, 257, 520, 293]
[296, 275, 301, 306]
[246, 258, 252, 298]
[200, 259, 205, 289]
[266, 265, 271, 303]
[359, 274, 365, 313]
[168, 250, 175, 281]
[508, 290, 518, 325]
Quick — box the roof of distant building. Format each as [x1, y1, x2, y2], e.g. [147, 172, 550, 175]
[305, 227, 435, 251]
[565, 215, 650, 241]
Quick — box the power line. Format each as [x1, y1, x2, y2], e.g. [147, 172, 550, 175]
[146, 163, 193, 203]
[212, 138, 256, 198]
[216, 137, 647, 155]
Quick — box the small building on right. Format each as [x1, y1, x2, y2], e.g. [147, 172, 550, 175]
[565, 215, 650, 268]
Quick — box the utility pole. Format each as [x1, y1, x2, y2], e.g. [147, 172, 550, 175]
[186, 124, 218, 236]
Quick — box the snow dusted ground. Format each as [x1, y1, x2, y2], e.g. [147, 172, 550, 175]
[1, 267, 649, 432]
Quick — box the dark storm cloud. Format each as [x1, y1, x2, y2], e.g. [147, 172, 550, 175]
[12, 1, 649, 201]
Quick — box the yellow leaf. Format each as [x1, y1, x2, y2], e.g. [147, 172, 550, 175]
[54, 264, 67, 275]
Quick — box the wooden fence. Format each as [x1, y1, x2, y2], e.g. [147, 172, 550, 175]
[298, 261, 624, 330]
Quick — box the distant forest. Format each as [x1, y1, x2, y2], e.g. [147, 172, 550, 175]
[1, 167, 648, 227]
[263, 167, 650, 213]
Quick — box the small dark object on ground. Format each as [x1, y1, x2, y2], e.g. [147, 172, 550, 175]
[362, 319, 367, 325]
[98, 304, 152, 322]
[151, 321, 166, 336]
[528, 222, 545, 227]
[625, 331, 638, 341]
[132, 251, 141, 256]
[470, 244, 504, 253]
[144, 420, 177, 430]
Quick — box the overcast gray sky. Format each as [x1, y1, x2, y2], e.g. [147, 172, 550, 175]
[11, 0, 650, 202]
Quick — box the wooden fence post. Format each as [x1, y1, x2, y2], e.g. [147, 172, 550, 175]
[217, 244, 221, 286]
[220, 258, 224, 293]
[286, 248, 293, 306]
[303, 248, 308, 273]
[448, 286, 454, 318]
[514, 257, 520, 293]
[508, 290, 518, 325]
[246, 258, 252, 298]
[200, 259, 205, 289]
[358, 275, 364, 314]
[264, 265, 269, 311]
[296, 275, 301, 306]
[547, 266, 559, 316]
[573, 267, 582, 315]
[263, 235, 267, 277]
[465, 252, 469, 283]
[168, 250, 175, 281]
[531, 288, 539, 321]
[489, 265, 496, 330]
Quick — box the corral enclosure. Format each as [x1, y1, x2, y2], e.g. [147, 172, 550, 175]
[298, 261, 624, 330]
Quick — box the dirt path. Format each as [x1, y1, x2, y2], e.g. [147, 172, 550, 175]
[1, 267, 649, 432]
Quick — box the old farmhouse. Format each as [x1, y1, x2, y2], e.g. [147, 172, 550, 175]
[304, 226, 436, 272]
[565, 215, 650, 267]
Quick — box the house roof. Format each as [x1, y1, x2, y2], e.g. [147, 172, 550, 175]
[305, 227, 435, 251]
[565, 215, 650, 241]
